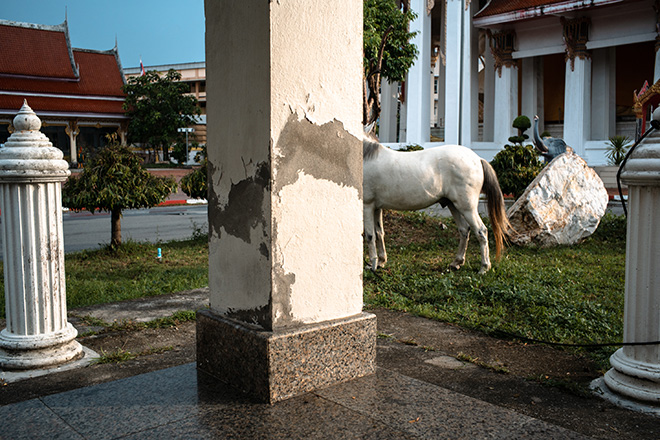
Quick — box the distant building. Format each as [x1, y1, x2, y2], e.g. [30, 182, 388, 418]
[0, 19, 128, 166]
[124, 62, 207, 146]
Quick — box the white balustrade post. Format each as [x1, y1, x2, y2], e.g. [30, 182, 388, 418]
[0, 101, 83, 370]
[597, 108, 660, 413]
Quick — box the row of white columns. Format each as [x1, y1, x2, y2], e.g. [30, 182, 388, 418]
[383, 3, 659, 161]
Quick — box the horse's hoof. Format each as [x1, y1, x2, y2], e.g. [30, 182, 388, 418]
[478, 265, 491, 275]
[449, 264, 461, 271]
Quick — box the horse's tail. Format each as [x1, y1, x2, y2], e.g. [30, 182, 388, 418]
[480, 159, 510, 260]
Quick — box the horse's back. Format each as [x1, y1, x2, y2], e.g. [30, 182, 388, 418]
[363, 144, 484, 211]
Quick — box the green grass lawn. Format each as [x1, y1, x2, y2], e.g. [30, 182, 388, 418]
[0, 211, 626, 369]
[0, 235, 209, 319]
[364, 211, 626, 370]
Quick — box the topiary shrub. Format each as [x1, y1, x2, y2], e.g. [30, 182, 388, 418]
[490, 144, 544, 199]
[508, 115, 531, 146]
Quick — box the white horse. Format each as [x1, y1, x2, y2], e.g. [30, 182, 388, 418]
[363, 135, 510, 274]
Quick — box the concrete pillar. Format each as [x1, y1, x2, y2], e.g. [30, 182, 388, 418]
[199, 0, 375, 403]
[405, 0, 432, 145]
[563, 57, 591, 156]
[521, 57, 544, 128]
[655, 37, 660, 83]
[493, 65, 518, 146]
[489, 29, 518, 146]
[379, 80, 399, 142]
[436, 58, 446, 137]
[460, 0, 479, 146]
[482, 38, 495, 142]
[444, 0, 462, 145]
[591, 48, 616, 140]
[0, 101, 82, 370]
[597, 109, 660, 414]
[65, 121, 79, 165]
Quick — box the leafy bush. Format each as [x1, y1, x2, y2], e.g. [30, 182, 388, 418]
[606, 135, 631, 166]
[490, 144, 544, 199]
[399, 144, 424, 151]
[180, 145, 207, 199]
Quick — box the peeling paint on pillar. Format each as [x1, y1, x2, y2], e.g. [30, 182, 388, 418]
[273, 114, 363, 196]
[208, 161, 270, 244]
[270, 114, 363, 327]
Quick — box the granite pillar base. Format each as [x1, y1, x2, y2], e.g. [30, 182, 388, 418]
[196, 309, 376, 403]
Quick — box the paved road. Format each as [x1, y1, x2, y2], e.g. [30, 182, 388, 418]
[0, 204, 208, 259]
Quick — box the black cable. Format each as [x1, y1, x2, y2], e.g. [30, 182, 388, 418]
[490, 329, 660, 349]
[617, 119, 660, 217]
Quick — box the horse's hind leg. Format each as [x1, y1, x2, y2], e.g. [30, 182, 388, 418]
[461, 209, 491, 274]
[447, 203, 470, 271]
[364, 203, 379, 270]
[375, 208, 387, 267]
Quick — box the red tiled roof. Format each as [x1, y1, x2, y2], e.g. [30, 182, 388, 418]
[0, 20, 126, 118]
[1, 50, 125, 97]
[0, 22, 77, 79]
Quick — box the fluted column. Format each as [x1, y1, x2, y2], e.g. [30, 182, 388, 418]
[0, 101, 82, 370]
[600, 108, 660, 411]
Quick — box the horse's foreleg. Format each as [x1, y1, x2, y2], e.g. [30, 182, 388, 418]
[364, 204, 379, 270]
[448, 203, 470, 271]
[462, 210, 491, 274]
[375, 208, 387, 268]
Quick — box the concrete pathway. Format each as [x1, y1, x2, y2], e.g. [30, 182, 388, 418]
[1, 290, 658, 439]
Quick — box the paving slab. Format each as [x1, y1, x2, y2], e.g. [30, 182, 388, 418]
[0, 364, 589, 440]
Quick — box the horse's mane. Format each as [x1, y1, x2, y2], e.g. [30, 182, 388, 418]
[363, 132, 382, 161]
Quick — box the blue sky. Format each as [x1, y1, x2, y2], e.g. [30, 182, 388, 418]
[2, 0, 205, 68]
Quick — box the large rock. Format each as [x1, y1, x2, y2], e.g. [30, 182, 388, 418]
[507, 152, 609, 247]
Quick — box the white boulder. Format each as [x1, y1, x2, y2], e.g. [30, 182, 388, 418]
[507, 152, 609, 247]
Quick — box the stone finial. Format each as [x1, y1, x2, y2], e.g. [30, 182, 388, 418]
[13, 100, 42, 132]
[0, 101, 70, 181]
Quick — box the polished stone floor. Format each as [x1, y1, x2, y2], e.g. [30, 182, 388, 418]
[0, 363, 589, 440]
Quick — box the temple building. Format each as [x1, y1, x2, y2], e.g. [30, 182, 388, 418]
[380, 0, 659, 166]
[0, 19, 127, 166]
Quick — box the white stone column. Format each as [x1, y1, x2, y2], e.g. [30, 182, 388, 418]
[655, 38, 660, 83]
[493, 65, 518, 146]
[444, 0, 463, 145]
[598, 111, 660, 413]
[0, 101, 82, 370]
[379, 79, 399, 142]
[405, 0, 432, 145]
[521, 57, 544, 126]
[591, 48, 616, 141]
[199, 0, 375, 403]
[65, 121, 79, 165]
[482, 38, 495, 142]
[563, 57, 591, 156]
[460, 0, 479, 146]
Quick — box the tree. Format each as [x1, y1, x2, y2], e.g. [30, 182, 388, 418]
[123, 69, 200, 162]
[62, 134, 177, 248]
[363, 0, 418, 128]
